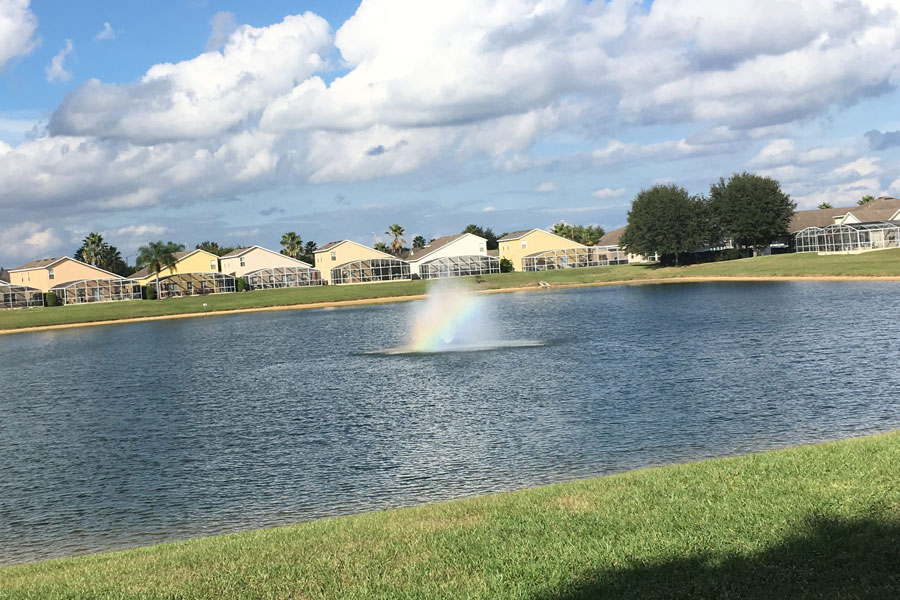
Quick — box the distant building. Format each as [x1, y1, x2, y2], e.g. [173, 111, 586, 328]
[792, 196, 900, 254]
[1, 281, 44, 309]
[219, 245, 322, 288]
[131, 249, 222, 286]
[498, 228, 628, 272]
[402, 233, 499, 279]
[131, 249, 234, 298]
[596, 227, 658, 263]
[314, 240, 410, 285]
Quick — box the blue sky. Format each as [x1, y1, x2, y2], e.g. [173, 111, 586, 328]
[1, 0, 899, 266]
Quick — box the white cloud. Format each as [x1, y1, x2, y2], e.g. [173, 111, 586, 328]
[750, 138, 849, 168]
[592, 187, 626, 199]
[483, 206, 496, 212]
[95, 22, 115, 41]
[832, 156, 882, 178]
[114, 224, 168, 237]
[0, 0, 38, 70]
[536, 181, 557, 193]
[206, 11, 236, 51]
[1, 222, 63, 264]
[889, 178, 900, 195]
[45, 39, 73, 83]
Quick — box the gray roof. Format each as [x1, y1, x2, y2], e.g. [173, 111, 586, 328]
[598, 226, 626, 246]
[497, 229, 536, 241]
[219, 246, 254, 258]
[315, 240, 344, 253]
[789, 196, 900, 232]
[401, 233, 469, 262]
[9, 257, 68, 271]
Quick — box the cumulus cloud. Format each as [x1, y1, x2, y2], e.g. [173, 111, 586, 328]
[0, 0, 39, 70]
[45, 39, 73, 83]
[749, 138, 849, 168]
[536, 181, 557, 193]
[592, 187, 626, 199]
[865, 129, 900, 150]
[1, 222, 63, 264]
[95, 22, 115, 41]
[206, 11, 237, 51]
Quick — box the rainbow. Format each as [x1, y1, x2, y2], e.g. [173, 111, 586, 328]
[409, 290, 482, 352]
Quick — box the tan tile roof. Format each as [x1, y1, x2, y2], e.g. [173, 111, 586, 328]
[315, 240, 344, 253]
[9, 257, 68, 271]
[497, 229, 535, 241]
[598, 226, 626, 246]
[789, 196, 900, 231]
[402, 233, 468, 261]
[219, 246, 254, 258]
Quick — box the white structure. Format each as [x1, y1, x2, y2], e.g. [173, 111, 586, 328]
[404, 233, 499, 278]
[220, 245, 316, 278]
[794, 221, 900, 254]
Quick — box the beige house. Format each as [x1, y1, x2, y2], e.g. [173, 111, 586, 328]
[8, 257, 122, 292]
[498, 229, 586, 271]
[219, 245, 313, 277]
[402, 233, 499, 278]
[314, 240, 410, 284]
[596, 227, 657, 263]
[131, 249, 221, 286]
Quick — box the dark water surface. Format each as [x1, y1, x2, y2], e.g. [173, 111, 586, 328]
[1, 282, 899, 565]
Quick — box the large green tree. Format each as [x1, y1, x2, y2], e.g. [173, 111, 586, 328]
[462, 224, 499, 250]
[708, 172, 795, 255]
[136, 241, 184, 299]
[196, 241, 238, 257]
[374, 241, 390, 253]
[280, 232, 303, 259]
[385, 224, 406, 255]
[302, 241, 318, 265]
[412, 235, 426, 249]
[75, 232, 108, 266]
[620, 184, 707, 266]
[550, 222, 606, 246]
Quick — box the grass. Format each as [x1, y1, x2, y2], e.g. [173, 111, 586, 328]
[2, 431, 899, 599]
[3, 249, 900, 331]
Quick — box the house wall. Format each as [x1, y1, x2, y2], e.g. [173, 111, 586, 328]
[133, 250, 220, 286]
[9, 259, 115, 292]
[407, 234, 487, 276]
[314, 241, 391, 284]
[220, 247, 310, 277]
[499, 230, 584, 272]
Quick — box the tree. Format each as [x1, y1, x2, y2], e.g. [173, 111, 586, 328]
[620, 184, 707, 266]
[195, 241, 238, 257]
[99, 245, 134, 277]
[280, 232, 303, 259]
[412, 235, 426, 249]
[136, 241, 184, 300]
[0, 266, 9, 282]
[708, 172, 796, 256]
[818, 202, 833, 209]
[374, 241, 389, 253]
[385, 224, 406, 255]
[301, 241, 318, 265]
[75, 232, 109, 266]
[551, 222, 606, 246]
[499, 257, 514, 273]
[858, 194, 875, 206]
[462, 224, 499, 250]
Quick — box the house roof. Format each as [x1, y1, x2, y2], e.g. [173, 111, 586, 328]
[9, 256, 121, 278]
[401, 233, 476, 262]
[131, 249, 214, 279]
[314, 239, 393, 258]
[598, 226, 626, 247]
[219, 245, 312, 266]
[497, 229, 536, 241]
[219, 246, 254, 258]
[789, 196, 900, 232]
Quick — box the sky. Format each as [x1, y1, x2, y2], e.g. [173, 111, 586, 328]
[1, 0, 899, 267]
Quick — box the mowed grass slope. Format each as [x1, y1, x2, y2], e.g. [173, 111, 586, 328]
[3, 248, 900, 331]
[2, 432, 899, 599]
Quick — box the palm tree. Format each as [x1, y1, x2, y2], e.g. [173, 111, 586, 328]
[136, 241, 182, 300]
[412, 235, 426, 249]
[818, 202, 833, 209]
[281, 232, 303, 259]
[374, 241, 390, 253]
[385, 224, 406, 255]
[77, 232, 109, 266]
[858, 195, 875, 206]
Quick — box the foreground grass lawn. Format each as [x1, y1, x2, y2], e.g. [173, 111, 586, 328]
[2, 432, 899, 599]
[3, 248, 900, 331]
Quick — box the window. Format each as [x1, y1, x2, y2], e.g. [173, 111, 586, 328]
[239, 257, 246, 267]
[210, 259, 217, 270]
[48, 268, 55, 280]
[331, 251, 337, 261]
[521, 241, 527, 249]
[479, 246, 485, 253]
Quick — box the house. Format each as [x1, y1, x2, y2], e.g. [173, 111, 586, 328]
[596, 227, 657, 263]
[498, 228, 629, 271]
[131, 249, 234, 298]
[402, 233, 499, 279]
[313, 240, 410, 285]
[1, 281, 44, 309]
[219, 245, 322, 288]
[792, 197, 900, 254]
[8, 257, 139, 305]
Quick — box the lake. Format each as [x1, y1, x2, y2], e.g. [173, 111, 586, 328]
[1, 281, 899, 565]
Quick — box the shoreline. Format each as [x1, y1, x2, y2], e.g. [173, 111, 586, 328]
[3, 274, 900, 336]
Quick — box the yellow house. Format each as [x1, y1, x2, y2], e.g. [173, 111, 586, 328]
[131, 249, 221, 285]
[219, 245, 312, 277]
[8, 257, 122, 292]
[498, 229, 585, 272]
[314, 240, 410, 284]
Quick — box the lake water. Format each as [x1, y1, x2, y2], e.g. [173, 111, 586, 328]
[1, 282, 899, 566]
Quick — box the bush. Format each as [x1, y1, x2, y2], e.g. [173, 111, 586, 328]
[236, 277, 246, 292]
[142, 285, 157, 300]
[716, 248, 744, 262]
[500, 257, 514, 273]
[44, 292, 59, 307]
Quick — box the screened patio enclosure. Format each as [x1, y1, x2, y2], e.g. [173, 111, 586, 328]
[154, 272, 236, 299]
[244, 266, 322, 289]
[522, 245, 628, 271]
[418, 255, 500, 279]
[50, 278, 140, 305]
[1, 281, 43, 309]
[794, 221, 900, 254]
[331, 258, 410, 285]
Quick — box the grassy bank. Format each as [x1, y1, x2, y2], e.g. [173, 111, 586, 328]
[3, 249, 900, 332]
[2, 432, 899, 599]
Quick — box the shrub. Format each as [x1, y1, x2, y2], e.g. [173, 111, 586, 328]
[236, 277, 246, 292]
[44, 292, 59, 307]
[142, 285, 157, 300]
[500, 257, 514, 273]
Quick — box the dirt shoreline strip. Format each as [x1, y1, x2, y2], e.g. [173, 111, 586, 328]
[2, 275, 899, 336]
